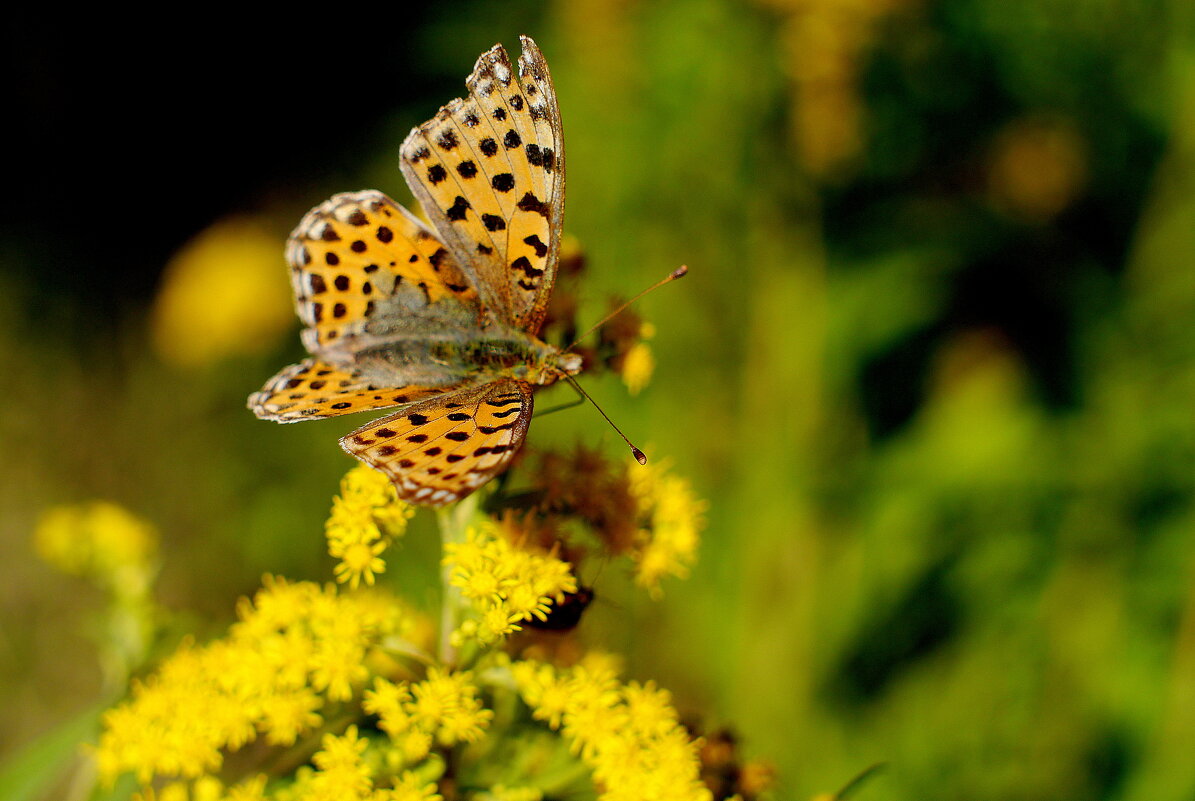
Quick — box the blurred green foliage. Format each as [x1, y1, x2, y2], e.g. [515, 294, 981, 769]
[3, 0, 1195, 799]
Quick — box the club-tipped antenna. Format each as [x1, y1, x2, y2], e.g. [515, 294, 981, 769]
[566, 265, 688, 351]
[565, 375, 647, 465]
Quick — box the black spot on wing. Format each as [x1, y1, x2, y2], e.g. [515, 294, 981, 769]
[511, 256, 544, 278]
[516, 192, 550, 217]
[523, 235, 547, 257]
[447, 196, 470, 222]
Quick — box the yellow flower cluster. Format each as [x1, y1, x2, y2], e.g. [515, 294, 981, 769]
[627, 462, 707, 596]
[444, 523, 578, 643]
[281, 725, 442, 801]
[512, 656, 712, 801]
[95, 577, 409, 786]
[364, 668, 493, 761]
[327, 465, 415, 588]
[35, 501, 157, 594]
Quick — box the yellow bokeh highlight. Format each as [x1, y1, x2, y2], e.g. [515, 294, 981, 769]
[152, 217, 293, 367]
[35, 501, 157, 594]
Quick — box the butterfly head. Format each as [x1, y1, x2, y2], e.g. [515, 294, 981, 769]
[555, 351, 583, 376]
[520, 345, 582, 386]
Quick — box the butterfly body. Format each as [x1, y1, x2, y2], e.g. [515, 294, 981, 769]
[344, 323, 580, 390]
[251, 37, 574, 507]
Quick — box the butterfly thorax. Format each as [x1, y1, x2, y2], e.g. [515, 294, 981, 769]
[342, 327, 578, 389]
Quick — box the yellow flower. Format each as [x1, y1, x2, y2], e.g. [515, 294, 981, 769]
[293, 726, 379, 801]
[224, 776, 269, 801]
[363, 678, 414, 737]
[627, 461, 707, 596]
[617, 320, 657, 396]
[444, 523, 577, 643]
[327, 465, 415, 588]
[35, 501, 157, 592]
[95, 578, 410, 787]
[260, 689, 323, 746]
[365, 670, 490, 762]
[151, 217, 293, 367]
[379, 771, 443, 801]
[512, 657, 711, 801]
[620, 341, 655, 395]
[407, 669, 493, 746]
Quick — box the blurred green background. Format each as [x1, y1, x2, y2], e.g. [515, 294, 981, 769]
[3, 0, 1195, 798]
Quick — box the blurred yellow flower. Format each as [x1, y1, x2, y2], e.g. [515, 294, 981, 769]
[761, 0, 909, 177]
[151, 217, 293, 367]
[307, 725, 374, 799]
[384, 772, 444, 801]
[621, 322, 656, 396]
[627, 461, 707, 596]
[35, 501, 157, 593]
[361, 669, 492, 770]
[408, 668, 493, 745]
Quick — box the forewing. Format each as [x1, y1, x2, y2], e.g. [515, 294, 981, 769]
[248, 359, 461, 423]
[287, 190, 481, 354]
[398, 35, 564, 333]
[340, 380, 534, 506]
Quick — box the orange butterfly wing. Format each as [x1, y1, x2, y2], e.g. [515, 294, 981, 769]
[249, 359, 453, 422]
[398, 36, 564, 333]
[340, 380, 533, 506]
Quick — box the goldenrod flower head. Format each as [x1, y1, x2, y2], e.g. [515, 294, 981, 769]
[365, 669, 491, 757]
[409, 668, 493, 745]
[95, 578, 410, 786]
[35, 501, 157, 593]
[327, 465, 415, 588]
[380, 772, 443, 801]
[628, 460, 707, 596]
[309, 725, 373, 798]
[225, 776, 269, 801]
[444, 521, 578, 643]
[363, 677, 414, 737]
[151, 217, 293, 368]
[512, 656, 711, 801]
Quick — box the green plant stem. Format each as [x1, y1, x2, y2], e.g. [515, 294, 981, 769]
[436, 494, 479, 666]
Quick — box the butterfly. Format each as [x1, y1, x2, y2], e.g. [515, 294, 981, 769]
[249, 36, 579, 507]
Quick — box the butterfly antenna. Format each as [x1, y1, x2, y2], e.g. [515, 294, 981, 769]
[565, 375, 648, 465]
[566, 265, 688, 351]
